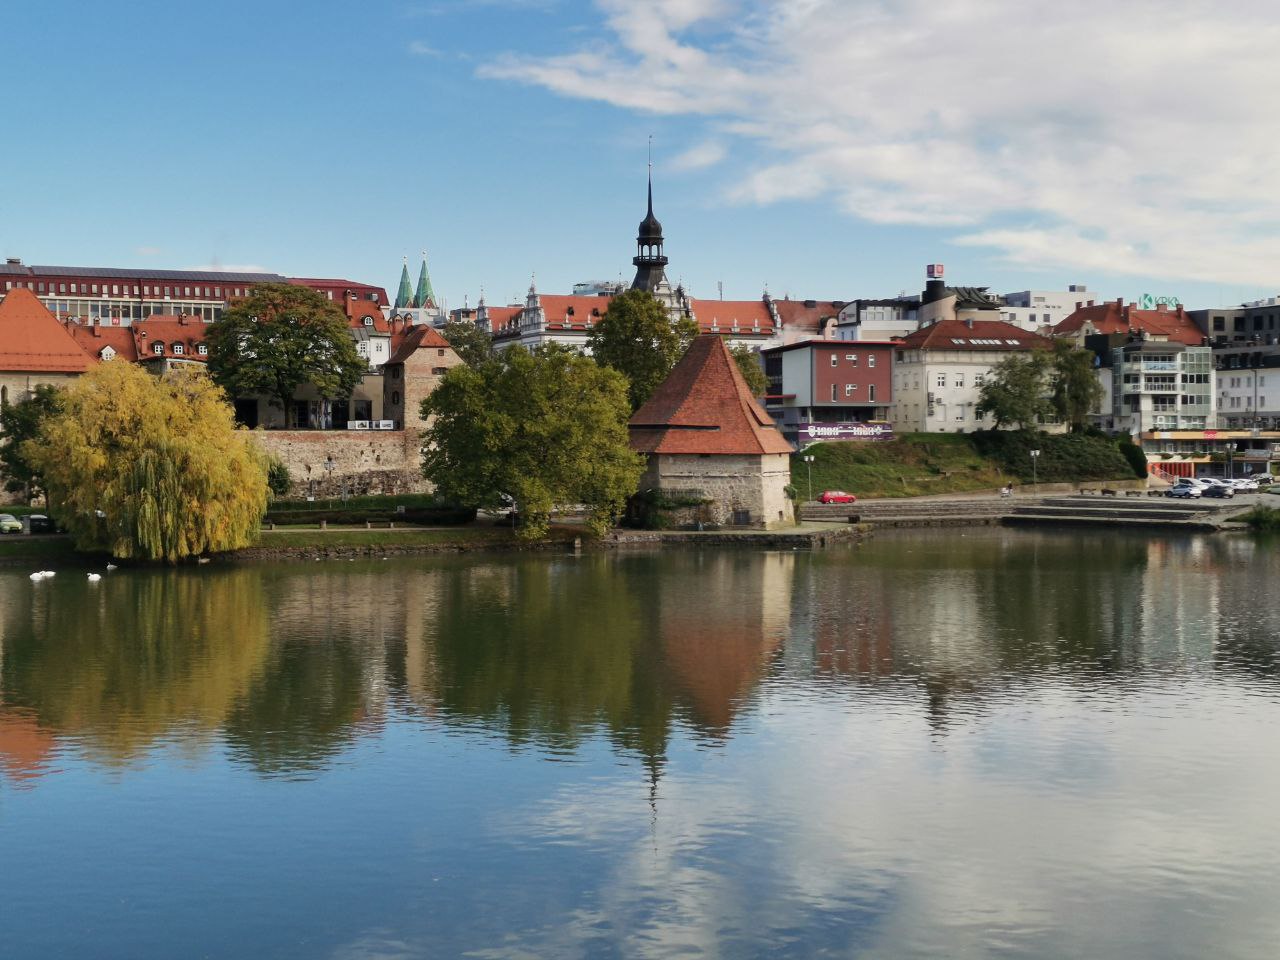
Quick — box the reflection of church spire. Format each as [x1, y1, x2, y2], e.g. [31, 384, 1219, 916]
[394, 257, 413, 309]
[413, 250, 437, 309]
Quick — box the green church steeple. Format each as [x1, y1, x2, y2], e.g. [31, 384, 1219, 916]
[413, 251, 437, 309]
[394, 258, 414, 309]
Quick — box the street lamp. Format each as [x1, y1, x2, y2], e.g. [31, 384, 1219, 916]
[324, 455, 335, 509]
[1029, 449, 1041, 489]
[802, 454, 815, 502]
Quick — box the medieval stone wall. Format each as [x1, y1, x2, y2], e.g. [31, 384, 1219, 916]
[253, 429, 428, 497]
[641, 452, 795, 529]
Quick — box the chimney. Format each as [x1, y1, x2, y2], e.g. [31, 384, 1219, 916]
[92, 325, 101, 338]
[178, 314, 188, 325]
[964, 317, 974, 329]
[4, 257, 20, 265]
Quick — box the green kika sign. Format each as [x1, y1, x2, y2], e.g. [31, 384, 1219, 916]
[1139, 293, 1181, 309]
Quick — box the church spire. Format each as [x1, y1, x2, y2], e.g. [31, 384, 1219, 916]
[394, 257, 413, 309]
[413, 250, 437, 309]
[631, 141, 669, 294]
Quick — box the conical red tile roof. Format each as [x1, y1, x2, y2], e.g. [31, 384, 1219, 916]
[0, 289, 94, 373]
[629, 335, 793, 455]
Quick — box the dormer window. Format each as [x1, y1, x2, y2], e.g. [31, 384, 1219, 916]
[100, 346, 116, 361]
[152, 342, 164, 356]
[173, 343, 184, 356]
[197, 344, 208, 356]
[363, 317, 374, 326]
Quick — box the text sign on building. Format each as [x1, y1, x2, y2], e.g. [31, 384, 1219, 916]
[800, 421, 894, 444]
[1139, 293, 1181, 310]
[927, 264, 945, 279]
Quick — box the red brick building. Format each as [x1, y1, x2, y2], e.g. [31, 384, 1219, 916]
[760, 339, 897, 444]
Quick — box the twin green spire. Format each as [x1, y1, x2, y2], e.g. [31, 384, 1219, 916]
[394, 253, 438, 310]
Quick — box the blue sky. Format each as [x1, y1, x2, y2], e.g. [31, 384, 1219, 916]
[2, 0, 1277, 311]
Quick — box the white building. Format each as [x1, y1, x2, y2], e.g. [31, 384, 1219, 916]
[999, 285, 1099, 332]
[889, 317, 1056, 433]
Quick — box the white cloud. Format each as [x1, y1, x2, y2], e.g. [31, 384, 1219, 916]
[481, 0, 1280, 286]
[669, 139, 728, 171]
[185, 263, 273, 274]
[134, 245, 164, 257]
[407, 40, 442, 57]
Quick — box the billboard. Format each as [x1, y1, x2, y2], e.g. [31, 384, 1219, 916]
[926, 264, 945, 279]
[1139, 293, 1180, 310]
[799, 421, 894, 443]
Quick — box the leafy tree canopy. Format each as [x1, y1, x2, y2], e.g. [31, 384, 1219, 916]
[0, 383, 61, 501]
[421, 345, 644, 539]
[731, 344, 769, 396]
[975, 350, 1053, 431]
[205, 283, 367, 426]
[1050, 341, 1105, 432]
[28, 363, 269, 561]
[440, 319, 494, 368]
[588, 289, 699, 410]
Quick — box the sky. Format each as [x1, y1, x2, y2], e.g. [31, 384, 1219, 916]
[1, 0, 1278, 312]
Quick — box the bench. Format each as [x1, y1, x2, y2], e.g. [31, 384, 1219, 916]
[365, 520, 396, 529]
[1100, 489, 1118, 497]
[1125, 490, 1144, 498]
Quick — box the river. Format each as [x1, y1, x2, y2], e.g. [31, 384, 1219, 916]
[1, 529, 1277, 959]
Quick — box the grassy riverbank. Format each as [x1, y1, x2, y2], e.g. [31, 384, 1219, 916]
[793, 431, 1142, 499]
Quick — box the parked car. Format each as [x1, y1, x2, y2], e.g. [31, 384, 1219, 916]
[25, 514, 54, 534]
[1256, 474, 1274, 486]
[0, 514, 22, 534]
[1202, 485, 1235, 499]
[1166, 486, 1202, 499]
[818, 490, 857, 504]
[1229, 478, 1259, 492]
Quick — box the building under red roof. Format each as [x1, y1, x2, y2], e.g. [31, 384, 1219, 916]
[133, 316, 210, 361]
[630, 334, 793, 456]
[0, 289, 95, 373]
[388, 323, 453, 365]
[688, 299, 775, 336]
[898, 317, 1052, 352]
[769, 299, 843, 338]
[1053, 299, 1205, 346]
[65, 322, 139, 363]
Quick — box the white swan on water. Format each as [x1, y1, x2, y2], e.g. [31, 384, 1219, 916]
[29, 572, 43, 581]
[87, 573, 102, 582]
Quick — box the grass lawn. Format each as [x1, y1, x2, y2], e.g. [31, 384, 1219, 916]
[0, 536, 88, 563]
[793, 434, 1010, 500]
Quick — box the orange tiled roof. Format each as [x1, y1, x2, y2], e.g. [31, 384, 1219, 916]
[630, 334, 793, 456]
[899, 317, 1052, 351]
[485, 306, 522, 334]
[539, 294, 610, 330]
[65, 322, 139, 363]
[1053, 302, 1205, 347]
[133, 317, 209, 361]
[0, 289, 95, 373]
[388, 324, 453, 364]
[770, 299, 842, 335]
[688, 298, 774, 335]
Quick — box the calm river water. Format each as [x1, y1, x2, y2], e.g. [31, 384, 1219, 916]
[1, 529, 1278, 959]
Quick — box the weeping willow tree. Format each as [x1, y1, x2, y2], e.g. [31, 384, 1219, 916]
[26, 361, 269, 562]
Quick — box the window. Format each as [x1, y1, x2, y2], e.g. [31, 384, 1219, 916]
[59, 283, 66, 294]
[438, 349, 445, 357]
[214, 287, 221, 297]
[937, 373, 947, 388]
[152, 342, 164, 355]
[37, 282, 45, 293]
[112, 285, 119, 295]
[847, 354, 858, 366]
[363, 317, 374, 326]
[197, 344, 208, 356]
[357, 342, 369, 357]
[830, 355, 838, 367]
[956, 374, 964, 388]
[868, 355, 876, 368]
[868, 384, 876, 402]
[92, 284, 99, 294]
[975, 373, 985, 386]
[956, 408, 965, 420]
[845, 384, 855, 396]
[432, 367, 448, 375]
[392, 391, 401, 405]
[173, 343, 184, 355]
[831, 384, 837, 401]
[184, 287, 191, 297]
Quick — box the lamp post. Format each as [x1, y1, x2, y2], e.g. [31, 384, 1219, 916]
[803, 454, 815, 503]
[324, 455, 335, 509]
[1029, 448, 1041, 489]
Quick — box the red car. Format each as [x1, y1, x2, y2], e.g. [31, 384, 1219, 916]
[818, 490, 857, 504]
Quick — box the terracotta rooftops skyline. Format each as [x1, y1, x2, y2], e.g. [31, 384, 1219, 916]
[1053, 300, 1206, 347]
[0, 289, 95, 373]
[629, 334, 793, 456]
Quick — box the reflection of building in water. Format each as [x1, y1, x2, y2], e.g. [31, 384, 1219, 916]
[657, 552, 794, 733]
[0, 709, 56, 784]
[1139, 538, 1220, 661]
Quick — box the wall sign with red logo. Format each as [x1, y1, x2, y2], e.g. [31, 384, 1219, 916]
[799, 421, 894, 443]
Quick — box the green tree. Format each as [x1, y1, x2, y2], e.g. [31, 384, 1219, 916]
[205, 283, 367, 427]
[0, 384, 61, 502]
[731, 344, 769, 396]
[975, 350, 1052, 431]
[1050, 341, 1105, 432]
[440, 319, 493, 367]
[27, 362, 269, 561]
[421, 345, 644, 539]
[588, 289, 699, 410]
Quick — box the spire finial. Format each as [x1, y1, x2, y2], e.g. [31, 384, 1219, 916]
[647, 134, 654, 216]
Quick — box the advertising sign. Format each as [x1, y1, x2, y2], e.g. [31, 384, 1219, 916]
[927, 264, 945, 279]
[799, 421, 894, 444]
[1139, 293, 1181, 310]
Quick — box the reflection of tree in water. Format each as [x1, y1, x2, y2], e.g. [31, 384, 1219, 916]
[0, 569, 271, 764]
[421, 552, 792, 764]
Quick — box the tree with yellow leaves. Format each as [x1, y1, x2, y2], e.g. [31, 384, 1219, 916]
[27, 362, 269, 562]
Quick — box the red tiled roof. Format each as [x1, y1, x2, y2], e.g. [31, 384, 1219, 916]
[0, 289, 95, 373]
[133, 316, 209, 361]
[387, 324, 454, 364]
[898, 317, 1052, 351]
[1053, 302, 1204, 347]
[65, 322, 139, 363]
[485, 306, 522, 334]
[343, 295, 392, 332]
[540, 294, 610, 327]
[629, 335, 793, 456]
[689, 299, 774, 335]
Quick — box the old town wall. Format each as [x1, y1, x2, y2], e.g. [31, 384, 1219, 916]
[253, 429, 428, 497]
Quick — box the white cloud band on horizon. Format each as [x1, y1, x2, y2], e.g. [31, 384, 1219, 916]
[480, 0, 1280, 287]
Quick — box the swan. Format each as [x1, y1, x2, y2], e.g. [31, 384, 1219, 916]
[87, 573, 102, 582]
[105, 564, 118, 571]
[29, 572, 44, 581]
[41, 570, 55, 577]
